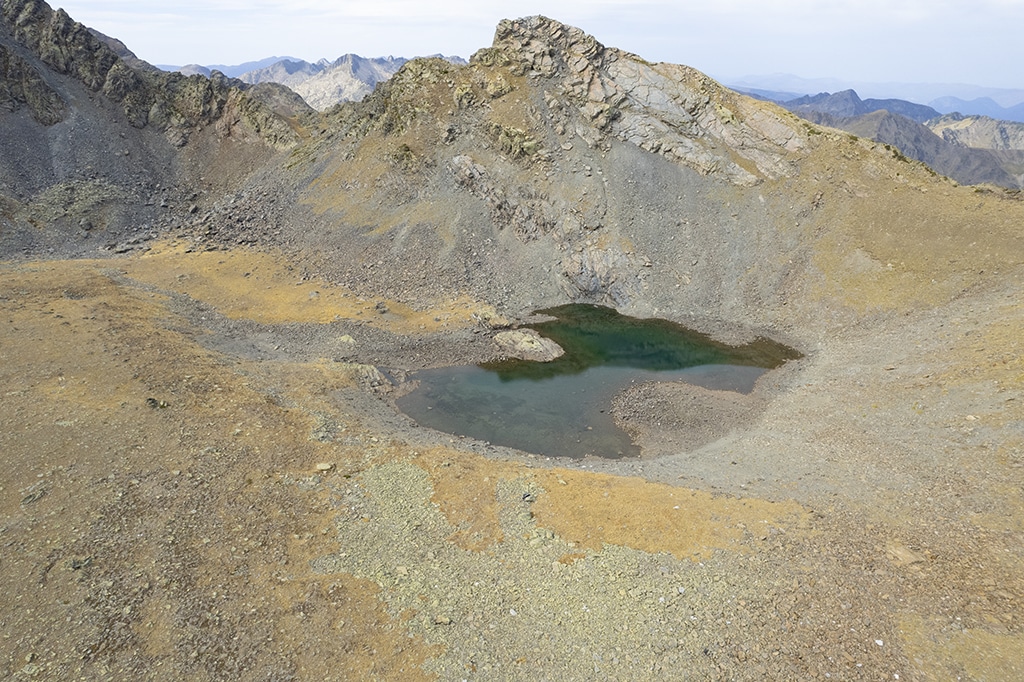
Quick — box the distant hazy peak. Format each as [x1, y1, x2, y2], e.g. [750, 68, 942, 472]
[177, 64, 212, 77]
[781, 89, 939, 123]
[928, 96, 1024, 123]
[233, 54, 466, 110]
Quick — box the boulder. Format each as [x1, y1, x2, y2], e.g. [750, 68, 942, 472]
[493, 329, 564, 362]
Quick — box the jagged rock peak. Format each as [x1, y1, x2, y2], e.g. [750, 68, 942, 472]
[478, 15, 613, 78]
[477, 15, 807, 185]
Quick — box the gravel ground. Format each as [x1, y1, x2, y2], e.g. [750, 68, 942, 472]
[3, 250, 1021, 680]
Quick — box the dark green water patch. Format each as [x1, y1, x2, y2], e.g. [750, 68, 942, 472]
[482, 304, 800, 380]
[396, 304, 800, 459]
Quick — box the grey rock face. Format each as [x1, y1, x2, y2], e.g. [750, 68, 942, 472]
[0, 43, 66, 124]
[450, 154, 558, 242]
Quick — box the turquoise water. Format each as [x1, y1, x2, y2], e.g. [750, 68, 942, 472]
[396, 304, 799, 459]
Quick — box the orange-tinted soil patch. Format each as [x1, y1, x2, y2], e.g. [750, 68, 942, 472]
[532, 468, 808, 560]
[414, 447, 524, 551]
[121, 244, 487, 333]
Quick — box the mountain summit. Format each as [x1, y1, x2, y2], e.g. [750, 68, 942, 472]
[282, 13, 1020, 329]
[478, 16, 805, 185]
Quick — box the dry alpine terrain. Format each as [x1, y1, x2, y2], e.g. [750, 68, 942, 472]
[2, 3, 1023, 680]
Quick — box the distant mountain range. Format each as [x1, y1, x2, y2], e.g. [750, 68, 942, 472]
[752, 88, 1024, 188]
[158, 56, 300, 79]
[160, 55, 467, 110]
[929, 96, 1024, 122]
[239, 55, 410, 111]
[728, 74, 1024, 122]
[781, 90, 939, 123]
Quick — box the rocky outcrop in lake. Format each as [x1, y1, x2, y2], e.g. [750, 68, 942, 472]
[493, 329, 565, 361]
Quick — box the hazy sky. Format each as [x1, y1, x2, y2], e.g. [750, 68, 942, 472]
[54, 0, 1023, 89]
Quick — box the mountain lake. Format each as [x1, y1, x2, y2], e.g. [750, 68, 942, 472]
[396, 304, 801, 458]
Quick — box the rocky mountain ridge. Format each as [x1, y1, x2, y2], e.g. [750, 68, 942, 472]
[283, 14, 830, 326]
[795, 108, 1024, 188]
[929, 112, 1024, 150]
[0, 0, 299, 143]
[0, 0, 313, 255]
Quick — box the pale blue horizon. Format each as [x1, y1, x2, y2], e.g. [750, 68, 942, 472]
[53, 0, 1024, 92]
